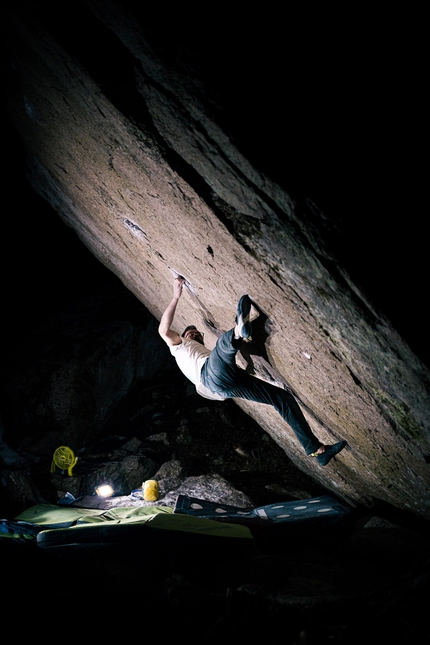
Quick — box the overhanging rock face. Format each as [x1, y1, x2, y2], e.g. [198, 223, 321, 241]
[4, 1, 430, 519]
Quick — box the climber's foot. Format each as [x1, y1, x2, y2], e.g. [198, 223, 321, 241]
[235, 295, 252, 341]
[315, 440, 347, 466]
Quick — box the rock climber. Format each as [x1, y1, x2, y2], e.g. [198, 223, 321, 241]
[158, 276, 346, 466]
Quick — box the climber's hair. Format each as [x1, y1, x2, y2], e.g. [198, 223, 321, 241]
[181, 325, 197, 337]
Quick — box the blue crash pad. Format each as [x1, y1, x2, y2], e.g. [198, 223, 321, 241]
[174, 494, 352, 529]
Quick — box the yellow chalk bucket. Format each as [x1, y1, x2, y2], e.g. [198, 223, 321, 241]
[143, 479, 159, 501]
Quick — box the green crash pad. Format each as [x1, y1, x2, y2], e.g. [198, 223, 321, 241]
[15, 504, 253, 550]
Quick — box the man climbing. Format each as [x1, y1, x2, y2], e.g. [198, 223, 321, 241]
[158, 277, 346, 466]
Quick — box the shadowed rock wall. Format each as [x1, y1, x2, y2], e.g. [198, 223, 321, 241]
[3, 1, 430, 519]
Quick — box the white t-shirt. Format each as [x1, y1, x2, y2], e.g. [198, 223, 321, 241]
[170, 338, 226, 401]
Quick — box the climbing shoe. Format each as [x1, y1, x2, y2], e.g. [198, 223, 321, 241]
[236, 295, 252, 340]
[316, 440, 347, 466]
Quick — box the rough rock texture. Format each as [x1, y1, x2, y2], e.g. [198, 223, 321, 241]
[70, 472, 254, 511]
[3, 1, 430, 520]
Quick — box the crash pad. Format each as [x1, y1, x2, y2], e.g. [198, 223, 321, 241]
[12, 494, 352, 553]
[173, 494, 354, 552]
[174, 494, 352, 527]
[0, 519, 42, 543]
[14, 504, 253, 550]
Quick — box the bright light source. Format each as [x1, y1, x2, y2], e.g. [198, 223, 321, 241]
[95, 484, 114, 497]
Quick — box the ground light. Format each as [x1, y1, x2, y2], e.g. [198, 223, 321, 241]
[95, 484, 114, 497]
